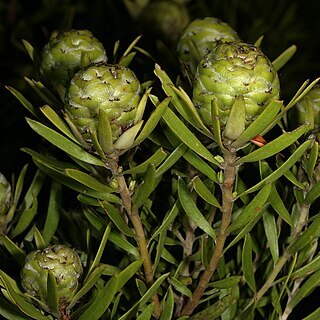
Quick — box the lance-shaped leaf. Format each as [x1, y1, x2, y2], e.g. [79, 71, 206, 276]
[0, 294, 30, 320]
[288, 214, 320, 254]
[169, 278, 192, 298]
[0, 234, 26, 265]
[159, 287, 174, 320]
[132, 165, 156, 209]
[304, 180, 320, 205]
[135, 87, 152, 124]
[154, 64, 212, 138]
[26, 118, 105, 167]
[236, 125, 308, 164]
[47, 272, 59, 317]
[228, 183, 271, 233]
[114, 120, 144, 150]
[133, 97, 171, 146]
[137, 303, 155, 320]
[263, 210, 279, 264]
[64, 169, 116, 194]
[178, 178, 216, 239]
[208, 276, 241, 289]
[155, 143, 188, 177]
[109, 231, 140, 259]
[237, 140, 312, 197]
[272, 45, 297, 71]
[290, 253, 320, 279]
[303, 307, 320, 320]
[6, 86, 40, 119]
[231, 100, 282, 149]
[162, 107, 220, 166]
[307, 141, 319, 178]
[100, 201, 134, 237]
[242, 234, 256, 292]
[192, 176, 221, 208]
[40, 105, 79, 144]
[97, 109, 114, 154]
[0, 271, 49, 320]
[10, 196, 38, 238]
[285, 269, 320, 313]
[118, 273, 169, 320]
[269, 185, 293, 226]
[89, 128, 108, 161]
[22, 39, 40, 66]
[224, 95, 246, 141]
[123, 148, 168, 175]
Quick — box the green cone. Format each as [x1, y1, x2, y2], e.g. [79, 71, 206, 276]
[177, 17, 240, 77]
[21, 245, 83, 311]
[141, 0, 189, 44]
[39, 29, 107, 88]
[65, 63, 142, 144]
[0, 172, 11, 216]
[192, 41, 280, 129]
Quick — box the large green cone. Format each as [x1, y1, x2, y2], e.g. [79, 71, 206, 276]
[65, 63, 142, 143]
[177, 17, 240, 77]
[21, 245, 83, 310]
[39, 29, 107, 88]
[192, 41, 280, 129]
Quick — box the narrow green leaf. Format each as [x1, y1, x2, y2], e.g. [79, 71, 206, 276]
[10, 196, 38, 238]
[12, 164, 29, 207]
[0, 271, 49, 320]
[269, 185, 293, 226]
[169, 277, 192, 297]
[263, 211, 279, 264]
[97, 109, 114, 154]
[86, 223, 112, 279]
[291, 253, 320, 279]
[40, 105, 79, 143]
[192, 176, 221, 208]
[286, 269, 320, 312]
[65, 169, 115, 194]
[137, 303, 155, 320]
[78, 277, 118, 320]
[26, 118, 105, 167]
[132, 165, 156, 209]
[109, 231, 140, 259]
[231, 100, 282, 149]
[303, 306, 320, 320]
[242, 234, 256, 292]
[305, 180, 320, 205]
[118, 273, 169, 320]
[119, 51, 136, 67]
[153, 229, 167, 274]
[162, 108, 220, 166]
[133, 97, 170, 146]
[114, 120, 144, 149]
[288, 214, 320, 254]
[22, 39, 39, 65]
[33, 226, 46, 249]
[43, 181, 61, 245]
[228, 183, 271, 233]
[0, 294, 30, 320]
[272, 45, 297, 71]
[208, 276, 241, 289]
[178, 179, 216, 239]
[237, 140, 312, 197]
[47, 271, 59, 315]
[116, 260, 143, 291]
[155, 143, 188, 177]
[136, 278, 148, 297]
[254, 35, 264, 47]
[236, 125, 308, 164]
[0, 235, 26, 265]
[121, 35, 142, 60]
[307, 141, 319, 178]
[100, 201, 134, 237]
[123, 148, 168, 175]
[159, 287, 174, 320]
[6, 86, 39, 118]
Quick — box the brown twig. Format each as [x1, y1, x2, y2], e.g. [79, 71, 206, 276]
[180, 149, 238, 317]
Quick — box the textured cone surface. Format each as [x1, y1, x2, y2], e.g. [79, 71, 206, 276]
[21, 245, 83, 308]
[65, 64, 141, 142]
[141, 0, 189, 44]
[193, 41, 280, 128]
[288, 85, 320, 129]
[177, 17, 240, 76]
[0, 172, 11, 216]
[39, 29, 107, 88]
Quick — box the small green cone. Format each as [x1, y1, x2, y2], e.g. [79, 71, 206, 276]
[21, 245, 83, 314]
[177, 17, 240, 77]
[193, 41, 280, 131]
[64, 63, 142, 152]
[39, 29, 107, 88]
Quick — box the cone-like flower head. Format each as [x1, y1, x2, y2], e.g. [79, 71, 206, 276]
[177, 17, 240, 76]
[21, 245, 83, 310]
[39, 29, 107, 88]
[65, 64, 141, 143]
[193, 41, 280, 128]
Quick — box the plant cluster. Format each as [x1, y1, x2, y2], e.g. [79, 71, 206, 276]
[1, 1, 320, 320]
